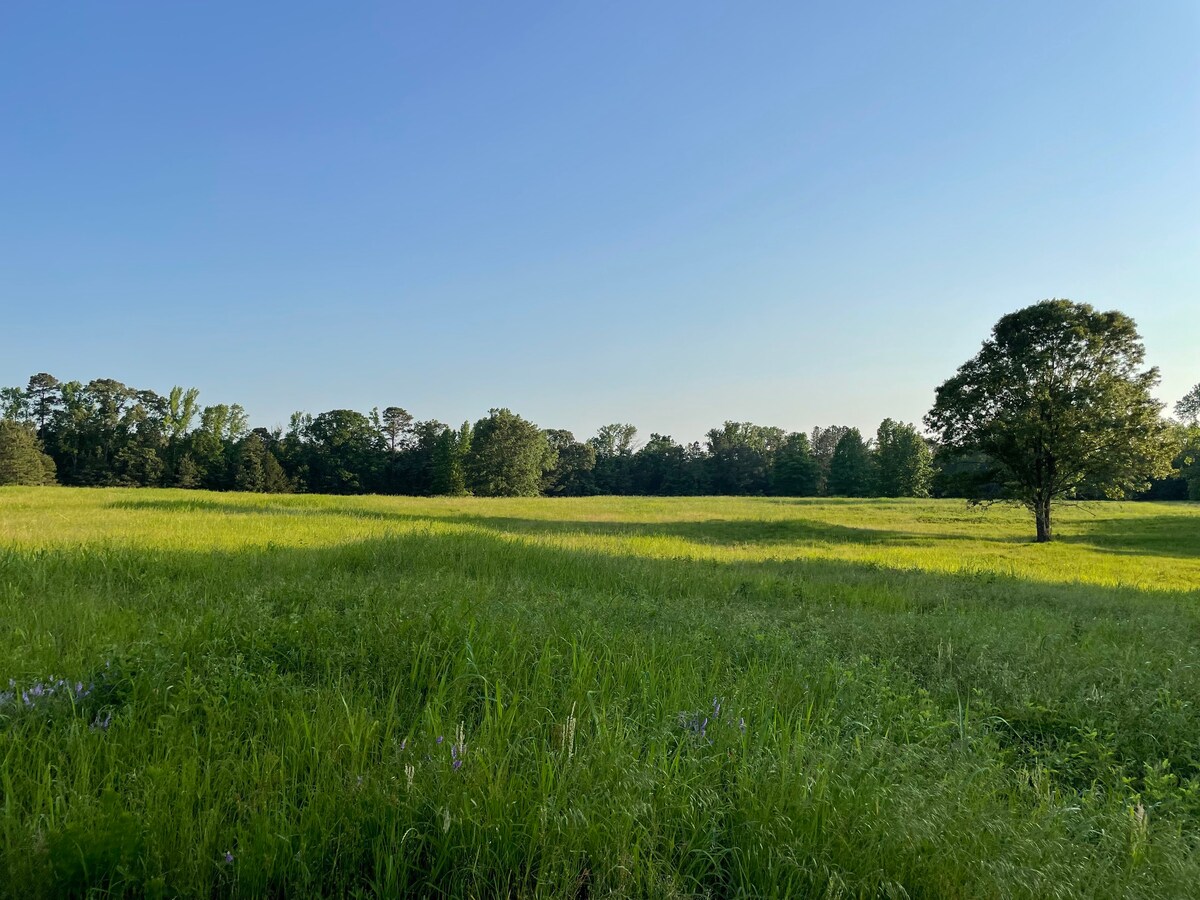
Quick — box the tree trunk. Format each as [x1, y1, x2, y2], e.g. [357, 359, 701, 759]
[1034, 497, 1053, 543]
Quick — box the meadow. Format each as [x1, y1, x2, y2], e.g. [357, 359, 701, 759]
[1, 488, 1199, 898]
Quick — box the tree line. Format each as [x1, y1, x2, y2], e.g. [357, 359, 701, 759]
[2, 303, 1198, 526]
[0, 370, 1194, 503]
[0, 378, 942, 498]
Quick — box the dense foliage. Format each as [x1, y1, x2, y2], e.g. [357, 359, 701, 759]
[0, 374, 943, 499]
[1, 322, 1194, 506]
[0, 421, 56, 486]
[927, 300, 1177, 540]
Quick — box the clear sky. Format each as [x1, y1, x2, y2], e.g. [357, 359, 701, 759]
[2, 2, 1197, 443]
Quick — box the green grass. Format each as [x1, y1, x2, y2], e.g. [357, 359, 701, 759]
[1, 488, 1199, 898]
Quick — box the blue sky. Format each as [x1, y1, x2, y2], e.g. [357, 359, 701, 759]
[2, 2, 1197, 442]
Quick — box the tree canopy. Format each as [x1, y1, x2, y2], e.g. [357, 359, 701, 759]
[1177, 384, 1200, 426]
[828, 428, 875, 497]
[466, 409, 553, 497]
[926, 299, 1175, 541]
[3, 308, 1190, 507]
[875, 419, 933, 498]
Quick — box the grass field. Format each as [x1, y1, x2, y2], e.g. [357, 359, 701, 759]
[2, 488, 1199, 898]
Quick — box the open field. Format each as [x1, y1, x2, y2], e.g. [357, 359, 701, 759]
[2, 488, 1199, 897]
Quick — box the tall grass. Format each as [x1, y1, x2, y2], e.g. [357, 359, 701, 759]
[1, 488, 1198, 897]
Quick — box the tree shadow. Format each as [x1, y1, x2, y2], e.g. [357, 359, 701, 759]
[104, 497, 1008, 549]
[7, 517, 1200, 894]
[8, 522, 1200, 766]
[1058, 512, 1200, 560]
[439, 513, 1031, 550]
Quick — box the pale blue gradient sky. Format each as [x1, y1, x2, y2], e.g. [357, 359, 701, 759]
[2, 2, 1197, 441]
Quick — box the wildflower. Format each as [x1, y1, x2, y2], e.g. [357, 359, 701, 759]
[399, 738, 407, 752]
[224, 851, 234, 865]
[436, 735, 444, 745]
[739, 717, 746, 733]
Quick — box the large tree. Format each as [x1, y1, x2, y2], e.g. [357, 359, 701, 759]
[875, 419, 933, 498]
[589, 423, 638, 494]
[827, 428, 874, 497]
[926, 299, 1174, 542]
[543, 429, 597, 496]
[302, 409, 385, 494]
[705, 422, 786, 495]
[631, 434, 703, 496]
[810, 425, 851, 495]
[771, 432, 821, 496]
[431, 421, 472, 496]
[467, 409, 553, 497]
[378, 406, 414, 452]
[26, 373, 61, 434]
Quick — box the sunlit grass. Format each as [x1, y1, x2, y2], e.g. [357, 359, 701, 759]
[1, 487, 1199, 897]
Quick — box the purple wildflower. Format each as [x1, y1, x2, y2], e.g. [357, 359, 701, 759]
[224, 850, 234, 865]
[436, 736, 444, 745]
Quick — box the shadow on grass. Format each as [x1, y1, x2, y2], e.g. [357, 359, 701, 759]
[1058, 512, 1200, 560]
[105, 496, 1012, 548]
[7, 519, 1200, 797]
[109, 496, 1200, 560]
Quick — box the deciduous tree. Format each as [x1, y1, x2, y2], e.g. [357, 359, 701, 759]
[828, 428, 874, 497]
[1177, 384, 1200, 426]
[467, 409, 552, 497]
[431, 421, 472, 495]
[543, 430, 597, 496]
[771, 432, 821, 496]
[926, 299, 1174, 541]
[875, 419, 933, 497]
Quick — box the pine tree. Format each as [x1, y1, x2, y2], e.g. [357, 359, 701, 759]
[263, 451, 293, 493]
[0, 421, 56, 486]
[233, 434, 267, 492]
